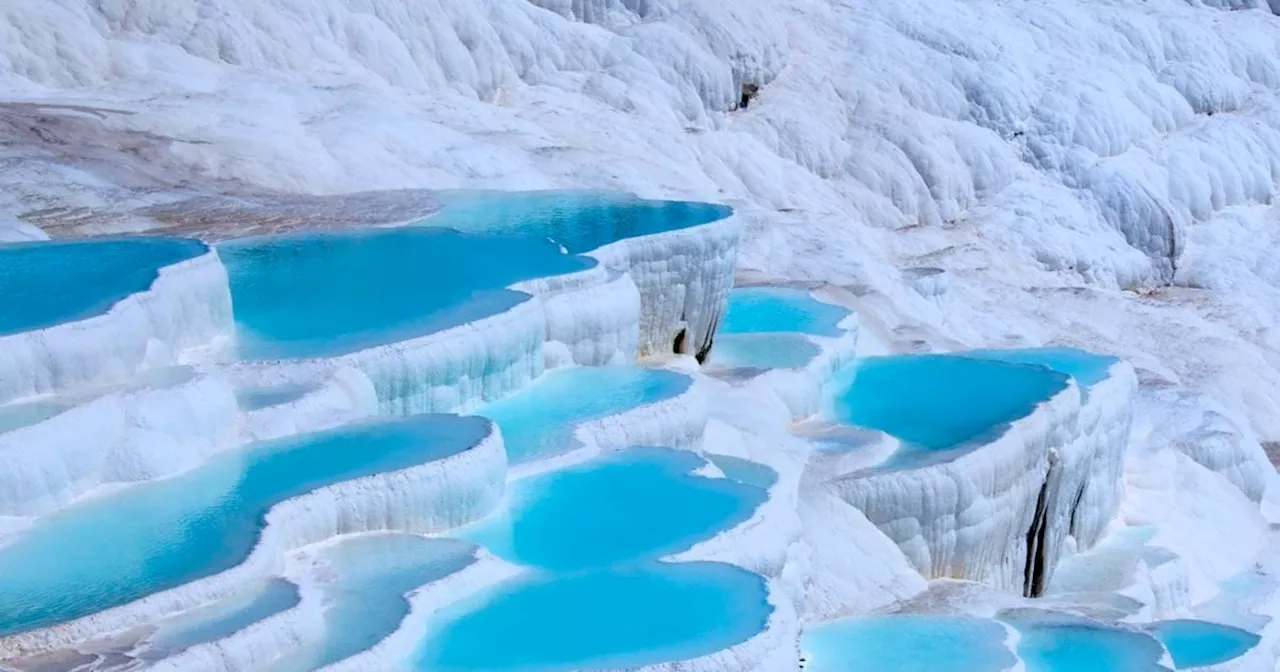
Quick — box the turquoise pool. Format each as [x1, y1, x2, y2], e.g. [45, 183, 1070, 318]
[963, 347, 1117, 402]
[718, 287, 850, 337]
[710, 333, 822, 370]
[0, 236, 206, 336]
[463, 447, 766, 571]
[0, 400, 71, 433]
[413, 562, 770, 671]
[147, 579, 299, 657]
[474, 366, 690, 464]
[421, 190, 732, 254]
[268, 534, 476, 671]
[0, 415, 490, 636]
[1006, 611, 1169, 672]
[219, 228, 594, 360]
[829, 355, 1069, 468]
[1146, 619, 1260, 669]
[802, 615, 1016, 672]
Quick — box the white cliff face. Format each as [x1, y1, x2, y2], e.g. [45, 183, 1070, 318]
[589, 212, 740, 359]
[823, 359, 1134, 601]
[830, 382, 1084, 593]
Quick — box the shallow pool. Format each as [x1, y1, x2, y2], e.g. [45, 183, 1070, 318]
[718, 287, 850, 337]
[802, 615, 1016, 672]
[829, 355, 1069, 468]
[0, 415, 490, 636]
[147, 579, 299, 657]
[464, 447, 765, 571]
[1006, 611, 1169, 672]
[710, 333, 821, 370]
[475, 366, 690, 464]
[422, 190, 732, 254]
[0, 236, 206, 336]
[219, 228, 594, 360]
[236, 383, 316, 411]
[1146, 619, 1259, 669]
[0, 400, 71, 434]
[963, 347, 1117, 402]
[268, 534, 476, 671]
[705, 453, 779, 490]
[413, 562, 770, 671]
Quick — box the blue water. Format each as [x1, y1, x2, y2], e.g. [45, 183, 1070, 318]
[705, 453, 779, 489]
[830, 355, 1070, 468]
[718, 287, 851, 337]
[475, 366, 690, 464]
[1146, 620, 1260, 669]
[1006, 612, 1169, 672]
[149, 579, 300, 655]
[710, 333, 821, 370]
[236, 384, 314, 411]
[0, 236, 206, 336]
[413, 562, 770, 671]
[422, 190, 732, 254]
[963, 347, 1118, 402]
[464, 448, 766, 571]
[802, 615, 1016, 672]
[218, 228, 594, 360]
[268, 534, 476, 671]
[0, 400, 71, 433]
[0, 415, 490, 636]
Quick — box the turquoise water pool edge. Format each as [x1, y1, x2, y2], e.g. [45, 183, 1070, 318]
[0, 236, 208, 336]
[413, 561, 771, 672]
[828, 354, 1070, 470]
[462, 447, 767, 571]
[0, 415, 492, 636]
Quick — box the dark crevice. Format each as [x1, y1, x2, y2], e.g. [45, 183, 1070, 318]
[695, 311, 721, 364]
[1067, 482, 1087, 538]
[1023, 474, 1052, 598]
[673, 328, 687, 355]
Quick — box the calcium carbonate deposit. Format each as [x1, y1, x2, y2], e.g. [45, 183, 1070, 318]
[3, 1, 1280, 670]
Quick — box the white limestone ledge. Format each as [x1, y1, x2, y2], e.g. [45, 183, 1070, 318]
[240, 261, 646, 417]
[509, 371, 711, 480]
[0, 367, 240, 518]
[0, 421, 507, 658]
[827, 381, 1084, 595]
[217, 364, 380, 443]
[145, 578, 326, 672]
[718, 312, 861, 422]
[1052, 360, 1138, 555]
[513, 264, 642, 369]
[0, 247, 233, 405]
[590, 210, 739, 361]
[825, 354, 1137, 597]
[240, 298, 547, 416]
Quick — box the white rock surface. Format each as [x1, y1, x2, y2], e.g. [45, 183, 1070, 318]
[0, 368, 239, 517]
[0, 218, 47, 242]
